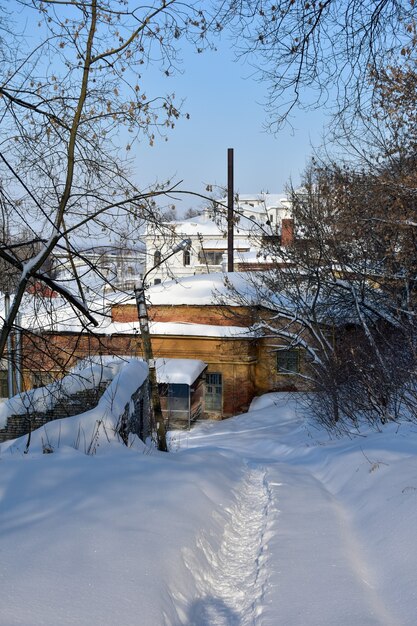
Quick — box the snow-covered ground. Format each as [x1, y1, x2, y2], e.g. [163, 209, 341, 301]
[1, 391, 416, 625]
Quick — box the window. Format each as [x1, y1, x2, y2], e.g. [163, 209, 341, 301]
[0, 370, 8, 398]
[159, 383, 189, 412]
[32, 371, 55, 388]
[154, 278, 161, 285]
[199, 250, 224, 266]
[205, 372, 222, 411]
[154, 250, 161, 265]
[276, 349, 300, 374]
[183, 250, 191, 266]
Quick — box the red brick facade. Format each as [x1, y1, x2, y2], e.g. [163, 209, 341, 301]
[21, 301, 309, 419]
[111, 303, 254, 327]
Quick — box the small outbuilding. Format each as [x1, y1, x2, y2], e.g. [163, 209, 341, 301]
[155, 358, 207, 429]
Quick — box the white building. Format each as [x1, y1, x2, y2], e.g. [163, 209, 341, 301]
[234, 193, 292, 227]
[50, 242, 145, 296]
[145, 193, 292, 284]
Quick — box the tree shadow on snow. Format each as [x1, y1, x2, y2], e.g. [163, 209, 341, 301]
[185, 596, 240, 626]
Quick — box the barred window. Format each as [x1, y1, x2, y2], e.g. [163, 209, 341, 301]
[205, 372, 222, 411]
[276, 349, 300, 374]
[0, 370, 8, 397]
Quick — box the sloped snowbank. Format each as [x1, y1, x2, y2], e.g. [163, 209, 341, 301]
[1, 357, 148, 454]
[0, 356, 132, 427]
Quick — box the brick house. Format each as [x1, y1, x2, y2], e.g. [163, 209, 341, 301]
[19, 273, 309, 419]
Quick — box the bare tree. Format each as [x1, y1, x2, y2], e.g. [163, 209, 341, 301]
[184, 206, 203, 219]
[0, 0, 221, 362]
[217, 44, 417, 428]
[233, 146, 417, 428]
[221, 0, 416, 130]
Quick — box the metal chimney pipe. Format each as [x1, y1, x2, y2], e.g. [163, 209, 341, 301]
[227, 148, 234, 272]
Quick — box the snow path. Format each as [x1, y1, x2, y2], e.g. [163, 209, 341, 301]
[2, 396, 416, 625]
[178, 461, 400, 626]
[260, 463, 403, 626]
[177, 416, 406, 626]
[182, 466, 272, 626]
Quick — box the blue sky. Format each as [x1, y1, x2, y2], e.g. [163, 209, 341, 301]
[12, 2, 328, 212]
[134, 35, 328, 209]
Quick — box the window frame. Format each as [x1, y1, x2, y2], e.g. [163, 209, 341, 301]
[32, 370, 56, 389]
[205, 372, 223, 411]
[0, 370, 8, 398]
[183, 249, 191, 266]
[276, 349, 300, 375]
[199, 249, 225, 266]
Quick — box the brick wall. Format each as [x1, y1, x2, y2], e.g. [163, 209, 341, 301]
[20, 330, 258, 419]
[19, 300, 316, 423]
[0, 382, 109, 443]
[111, 303, 255, 327]
[0, 378, 152, 447]
[281, 218, 295, 247]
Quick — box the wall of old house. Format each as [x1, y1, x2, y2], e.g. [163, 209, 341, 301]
[21, 332, 140, 384]
[255, 337, 311, 395]
[21, 330, 258, 419]
[21, 302, 314, 421]
[112, 303, 254, 327]
[146, 334, 257, 418]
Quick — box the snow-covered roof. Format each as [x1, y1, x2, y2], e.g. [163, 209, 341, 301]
[222, 193, 290, 210]
[85, 320, 257, 338]
[148, 194, 291, 240]
[6, 267, 388, 339]
[169, 214, 223, 236]
[142, 272, 259, 307]
[172, 214, 267, 237]
[2, 279, 258, 335]
[263, 194, 291, 209]
[66, 224, 146, 253]
[151, 321, 256, 338]
[155, 358, 207, 385]
[55, 241, 145, 256]
[201, 238, 251, 250]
